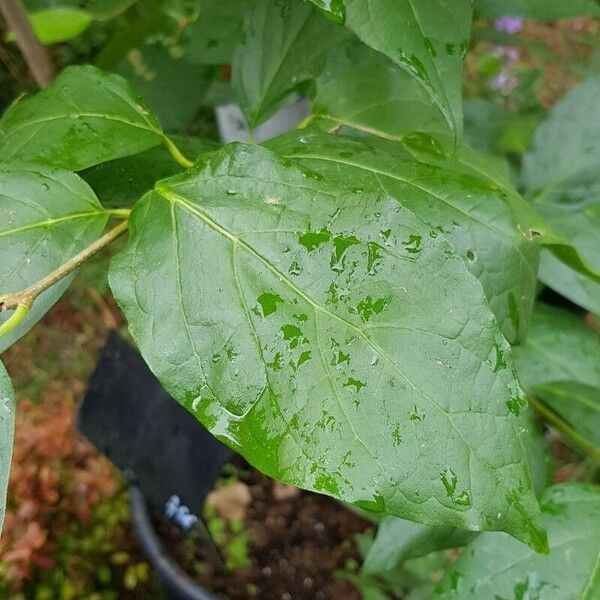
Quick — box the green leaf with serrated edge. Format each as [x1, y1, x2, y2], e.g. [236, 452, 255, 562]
[475, 0, 600, 19]
[0, 163, 108, 352]
[513, 303, 600, 390]
[0, 361, 15, 536]
[0, 65, 163, 172]
[363, 518, 477, 574]
[81, 136, 219, 208]
[434, 484, 600, 599]
[522, 76, 600, 311]
[322, 0, 472, 139]
[232, 0, 347, 128]
[530, 382, 600, 449]
[5, 7, 92, 45]
[266, 131, 537, 344]
[110, 142, 546, 551]
[310, 41, 450, 147]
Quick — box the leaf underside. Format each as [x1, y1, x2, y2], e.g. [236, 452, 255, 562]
[0, 361, 15, 535]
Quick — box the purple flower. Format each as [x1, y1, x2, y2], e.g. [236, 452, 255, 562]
[490, 70, 518, 94]
[494, 16, 524, 34]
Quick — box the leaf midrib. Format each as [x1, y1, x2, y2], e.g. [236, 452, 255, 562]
[155, 184, 525, 521]
[0, 210, 107, 239]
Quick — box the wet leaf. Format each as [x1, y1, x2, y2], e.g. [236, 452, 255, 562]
[523, 76, 600, 313]
[435, 484, 600, 599]
[0, 163, 108, 351]
[267, 131, 537, 344]
[110, 143, 546, 550]
[0, 361, 15, 535]
[0, 65, 163, 172]
[332, 0, 472, 139]
[232, 0, 346, 128]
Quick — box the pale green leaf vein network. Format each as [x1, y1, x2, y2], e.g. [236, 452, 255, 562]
[0, 211, 107, 239]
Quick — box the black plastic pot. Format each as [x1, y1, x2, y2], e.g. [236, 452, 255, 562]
[130, 486, 217, 600]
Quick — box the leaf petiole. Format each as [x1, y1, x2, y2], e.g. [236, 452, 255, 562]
[0, 220, 129, 337]
[163, 136, 194, 169]
[529, 396, 600, 463]
[0, 303, 30, 338]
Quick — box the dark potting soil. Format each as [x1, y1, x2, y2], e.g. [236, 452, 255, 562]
[156, 461, 372, 599]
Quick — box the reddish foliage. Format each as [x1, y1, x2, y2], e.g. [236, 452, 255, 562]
[0, 385, 119, 592]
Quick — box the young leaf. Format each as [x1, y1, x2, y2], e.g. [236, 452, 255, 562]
[232, 0, 347, 128]
[475, 0, 600, 19]
[0, 361, 15, 536]
[0, 65, 164, 172]
[512, 303, 600, 390]
[523, 76, 600, 312]
[0, 163, 109, 352]
[363, 518, 477, 574]
[110, 143, 546, 550]
[434, 484, 600, 599]
[325, 0, 473, 138]
[267, 131, 538, 344]
[310, 42, 450, 146]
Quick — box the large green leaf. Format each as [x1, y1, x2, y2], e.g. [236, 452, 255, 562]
[0, 163, 108, 352]
[310, 42, 450, 145]
[512, 303, 600, 390]
[323, 0, 473, 139]
[232, 0, 346, 128]
[475, 0, 600, 19]
[0, 65, 164, 172]
[110, 142, 546, 550]
[267, 131, 538, 344]
[0, 361, 15, 536]
[435, 484, 600, 599]
[523, 76, 600, 312]
[81, 136, 219, 208]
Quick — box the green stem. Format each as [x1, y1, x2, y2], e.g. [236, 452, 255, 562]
[163, 135, 194, 169]
[0, 303, 30, 338]
[105, 207, 131, 219]
[0, 221, 129, 337]
[529, 396, 600, 462]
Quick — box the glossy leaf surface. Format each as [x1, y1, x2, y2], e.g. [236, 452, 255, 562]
[0, 163, 108, 352]
[111, 143, 545, 550]
[232, 0, 346, 128]
[338, 0, 472, 138]
[523, 76, 600, 312]
[0, 66, 163, 172]
[0, 361, 14, 535]
[435, 484, 600, 599]
[268, 131, 538, 343]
